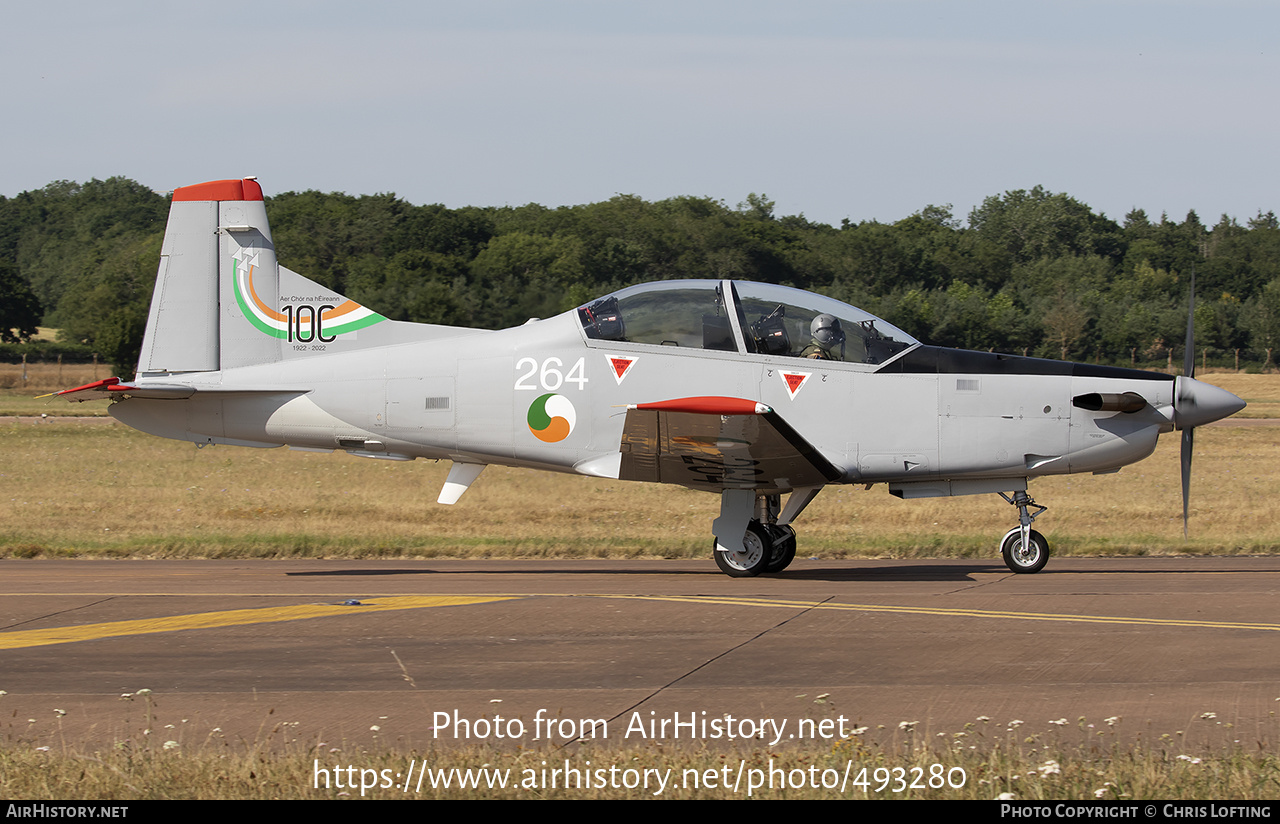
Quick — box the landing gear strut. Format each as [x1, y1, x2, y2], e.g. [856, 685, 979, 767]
[997, 490, 1049, 573]
[713, 492, 800, 577]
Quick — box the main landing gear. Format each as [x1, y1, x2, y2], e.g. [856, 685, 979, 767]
[997, 490, 1049, 573]
[713, 490, 799, 577]
[714, 520, 797, 577]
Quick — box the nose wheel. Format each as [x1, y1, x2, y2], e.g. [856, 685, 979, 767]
[999, 527, 1048, 573]
[997, 490, 1049, 574]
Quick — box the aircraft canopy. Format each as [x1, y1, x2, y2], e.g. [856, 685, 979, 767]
[577, 280, 917, 365]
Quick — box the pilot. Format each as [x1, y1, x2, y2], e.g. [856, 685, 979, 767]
[801, 314, 846, 360]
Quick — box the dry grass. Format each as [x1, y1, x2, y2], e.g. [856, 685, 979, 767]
[2, 715, 1278, 799]
[0, 361, 105, 394]
[0, 362, 110, 417]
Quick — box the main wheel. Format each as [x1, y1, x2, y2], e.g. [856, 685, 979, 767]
[714, 521, 771, 577]
[1000, 527, 1049, 574]
[763, 524, 797, 573]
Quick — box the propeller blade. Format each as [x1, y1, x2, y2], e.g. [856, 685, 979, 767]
[1181, 427, 1193, 538]
[1184, 267, 1196, 380]
[1172, 269, 1246, 537]
[1181, 266, 1196, 538]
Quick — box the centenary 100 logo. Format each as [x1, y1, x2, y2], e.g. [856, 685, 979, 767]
[230, 245, 385, 341]
[527, 393, 576, 442]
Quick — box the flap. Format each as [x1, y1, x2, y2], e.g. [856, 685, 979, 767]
[618, 396, 842, 492]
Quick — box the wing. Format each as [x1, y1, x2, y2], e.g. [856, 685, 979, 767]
[618, 396, 843, 492]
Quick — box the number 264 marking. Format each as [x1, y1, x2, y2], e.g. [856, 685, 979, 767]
[514, 357, 588, 391]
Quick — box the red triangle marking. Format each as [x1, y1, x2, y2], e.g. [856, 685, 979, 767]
[610, 357, 633, 379]
[783, 373, 806, 393]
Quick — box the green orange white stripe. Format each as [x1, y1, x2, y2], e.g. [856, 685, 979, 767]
[232, 247, 385, 339]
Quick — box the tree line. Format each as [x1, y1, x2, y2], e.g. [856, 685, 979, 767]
[3, 178, 1280, 374]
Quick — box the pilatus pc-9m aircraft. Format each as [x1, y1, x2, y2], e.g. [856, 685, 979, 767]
[50, 179, 1246, 577]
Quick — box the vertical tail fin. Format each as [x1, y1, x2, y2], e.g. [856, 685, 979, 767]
[137, 178, 281, 374]
[137, 178, 396, 378]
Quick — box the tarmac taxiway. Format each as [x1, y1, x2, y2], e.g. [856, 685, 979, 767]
[1, 557, 1277, 751]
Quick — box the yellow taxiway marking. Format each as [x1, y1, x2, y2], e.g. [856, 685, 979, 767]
[0, 595, 518, 651]
[4, 590, 1275, 652]
[591, 594, 1280, 633]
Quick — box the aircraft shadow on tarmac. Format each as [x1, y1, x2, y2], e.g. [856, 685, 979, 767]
[282, 559, 1275, 583]
[283, 563, 1014, 582]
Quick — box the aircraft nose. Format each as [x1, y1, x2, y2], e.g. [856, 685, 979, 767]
[1173, 376, 1247, 429]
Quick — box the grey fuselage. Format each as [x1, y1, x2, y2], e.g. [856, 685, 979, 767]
[112, 302, 1191, 496]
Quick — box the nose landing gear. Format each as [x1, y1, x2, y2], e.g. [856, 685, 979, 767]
[997, 490, 1049, 573]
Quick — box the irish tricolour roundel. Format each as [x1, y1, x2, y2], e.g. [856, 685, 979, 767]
[527, 393, 576, 443]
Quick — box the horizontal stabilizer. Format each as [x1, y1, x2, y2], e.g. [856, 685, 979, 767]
[42, 377, 313, 403]
[40, 378, 139, 402]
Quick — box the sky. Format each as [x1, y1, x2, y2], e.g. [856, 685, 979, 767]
[3, 1, 1278, 228]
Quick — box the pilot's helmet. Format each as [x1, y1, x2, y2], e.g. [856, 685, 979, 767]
[810, 314, 845, 348]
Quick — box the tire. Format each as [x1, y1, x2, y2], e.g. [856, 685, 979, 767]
[1000, 527, 1049, 574]
[763, 524, 797, 573]
[714, 521, 771, 577]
